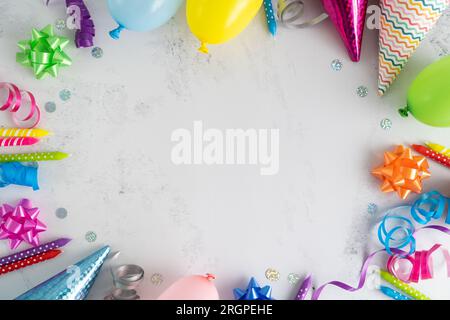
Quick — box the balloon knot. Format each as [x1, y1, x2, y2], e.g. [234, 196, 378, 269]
[109, 25, 124, 40]
[198, 42, 209, 54]
[205, 273, 215, 281]
[398, 107, 409, 118]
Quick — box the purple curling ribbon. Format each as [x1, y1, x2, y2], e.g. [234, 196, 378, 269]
[46, 0, 95, 47]
[0, 238, 71, 267]
[65, 0, 95, 48]
[312, 249, 385, 300]
[295, 274, 312, 300]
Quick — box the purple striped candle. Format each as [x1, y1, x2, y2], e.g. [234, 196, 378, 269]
[0, 238, 71, 267]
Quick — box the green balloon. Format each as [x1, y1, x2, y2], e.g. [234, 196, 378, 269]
[399, 56, 450, 127]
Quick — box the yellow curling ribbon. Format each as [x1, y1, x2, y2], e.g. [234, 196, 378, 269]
[16, 25, 72, 79]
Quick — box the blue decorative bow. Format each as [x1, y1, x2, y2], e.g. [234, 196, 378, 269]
[233, 277, 273, 300]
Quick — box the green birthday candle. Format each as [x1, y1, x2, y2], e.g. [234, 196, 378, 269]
[0, 152, 69, 163]
[380, 270, 430, 300]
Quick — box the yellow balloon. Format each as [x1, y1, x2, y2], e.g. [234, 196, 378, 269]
[187, 0, 263, 53]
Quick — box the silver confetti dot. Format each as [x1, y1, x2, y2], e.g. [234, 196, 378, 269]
[91, 47, 103, 58]
[85, 231, 97, 243]
[265, 268, 280, 282]
[151, 273, 163, 285]
[331, 59, 343, 71]
[45, 101, 56, 113]
[55, 208, 68, 219]
[287, 273, 301, 285]
[59, 89, 71, 101]
[368, 203, 377, 215]
[55, 19, 66, 31]
[380, 118, 392, 130]
[356, 86, 368, 97]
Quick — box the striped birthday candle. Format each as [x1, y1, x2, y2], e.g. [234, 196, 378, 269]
[0, 128, 49, 138]
[378, 0, 449, 95]
[0, 137, 39, 147]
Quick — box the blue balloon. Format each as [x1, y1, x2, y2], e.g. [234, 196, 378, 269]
[108, 0, 184, 39]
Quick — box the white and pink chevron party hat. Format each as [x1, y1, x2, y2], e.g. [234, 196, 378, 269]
[378, 0, 450, 96]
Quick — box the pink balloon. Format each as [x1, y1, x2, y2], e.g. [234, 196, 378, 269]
[157, 274, 220, 300]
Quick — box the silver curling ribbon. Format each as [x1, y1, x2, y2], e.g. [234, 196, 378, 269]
[105, 264, 144, 300]
[278, 0, 328, 29]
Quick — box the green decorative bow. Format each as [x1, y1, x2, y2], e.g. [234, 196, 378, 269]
[16, 25, 72, 79]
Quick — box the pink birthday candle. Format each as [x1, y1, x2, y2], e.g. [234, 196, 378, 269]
[0, 137, 39, 147]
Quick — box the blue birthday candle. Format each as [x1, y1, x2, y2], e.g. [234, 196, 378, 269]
[380, 285, 412, 300]
[263, 0, 277, 37]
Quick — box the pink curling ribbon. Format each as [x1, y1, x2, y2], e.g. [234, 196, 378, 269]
[0, 82, 41, 128]
[387, 244, 450, 283]
[0, 199, 47, 250]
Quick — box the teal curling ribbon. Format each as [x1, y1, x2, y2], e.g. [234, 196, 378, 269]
[378, 207, 416, 257]
[0, 162, 39, 190]
[16, 25, 72, 79]
[411, 190, 449, 225]
[378, 191, 450, 256]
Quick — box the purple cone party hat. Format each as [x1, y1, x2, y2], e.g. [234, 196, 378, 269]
[321, 0, 369, 62]
[378, 0, 450, 95]
[15, 245, 110, 300]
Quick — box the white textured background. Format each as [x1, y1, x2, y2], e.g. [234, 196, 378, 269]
[0, 0, 449, 300]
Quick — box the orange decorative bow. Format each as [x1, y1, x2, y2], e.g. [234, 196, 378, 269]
[372, 145, 430, 199]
